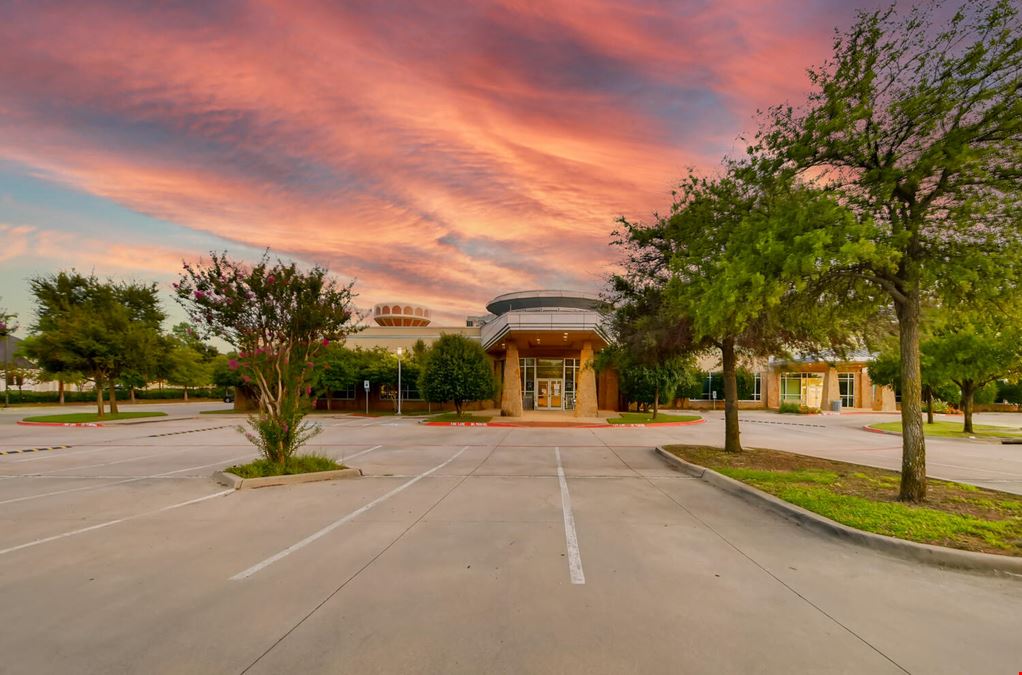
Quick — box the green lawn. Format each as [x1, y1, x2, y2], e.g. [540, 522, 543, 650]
[607, 412, 702, 425]
[226, 454, 346, 478]
[665, 445, 1022, 556]
[22, 411, 168, 423]
[428, 412, 493, 423]
[870, 420, 1022, 439]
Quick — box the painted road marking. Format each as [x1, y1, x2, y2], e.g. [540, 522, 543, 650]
[555, 446, 586, 585]
[342, 444, 382, 462]
[231, 445, 470, 581]
[0, 489, 234, 557]
[0, 445, 73, 456]
[0, 454, 255, 506]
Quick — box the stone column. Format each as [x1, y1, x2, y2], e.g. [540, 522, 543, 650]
[822, 367, 840, 410]
[574, 341, 598, 418]
[500, 342, 522, 417]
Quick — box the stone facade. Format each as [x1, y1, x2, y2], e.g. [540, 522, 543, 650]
[574, 341, 598, 417]
[500, 341, 523, 417]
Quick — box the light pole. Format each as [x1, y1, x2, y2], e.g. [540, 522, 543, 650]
[396, 346, 404, 415]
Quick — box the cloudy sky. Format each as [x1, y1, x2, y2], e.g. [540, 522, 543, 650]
[0, 0, 873, 328]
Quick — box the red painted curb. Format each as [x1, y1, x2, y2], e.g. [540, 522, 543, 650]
[422, 417, 706, 429]
[17, 420, 105, 428]
[863, 425, 899, 436]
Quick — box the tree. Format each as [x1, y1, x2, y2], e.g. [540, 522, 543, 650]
[613, 166, 872, 451]
[763, 1, 1022, 500]
[175, 252, 356, 465]
[22, 272, 165, 417]
[165, 342, 212, 401]
[418, 334, 495, 416]
[0, 301, 17, 408]
[312, 344, 362, 410]
[594, 344, 697, 419]
[923, 316, 1022, 433]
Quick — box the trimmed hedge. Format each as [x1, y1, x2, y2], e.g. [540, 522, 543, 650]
[3, 387, 225, 404]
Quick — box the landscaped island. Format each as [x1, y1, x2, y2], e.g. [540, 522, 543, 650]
[664, 445, 1022, 557]
[869, 421, 1022, 440]
[22, 411, 167, 424]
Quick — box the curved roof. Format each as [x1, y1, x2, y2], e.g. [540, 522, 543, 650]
[485, 290, 606, 316]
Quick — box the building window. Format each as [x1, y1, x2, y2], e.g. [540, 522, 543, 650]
[334, 383, 357, 400]
[401, 381, 422, 401]
[749, 373, 761, 401]
[781, 373, 803, 402]
[839, 373, 855, 407]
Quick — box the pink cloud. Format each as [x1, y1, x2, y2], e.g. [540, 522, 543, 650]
[0, 0, 861, 319]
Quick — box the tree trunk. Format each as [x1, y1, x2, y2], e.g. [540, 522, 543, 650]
[721, 337, 742, 453]
[652, 382, 660, 421]
[183, 386, 189, 402]
[129, 388, 136, 403]
[95, 379, 105, 417]
[58, 379, 65, 405]
[925, 386, 934, 425]
[961, 382, 975, 434]
[895, 287, 926, 502]
[108, 383, 119, 415]
[454, 400, 463, 417]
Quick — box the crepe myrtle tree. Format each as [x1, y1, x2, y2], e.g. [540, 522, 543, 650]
[175, 252, 357, 465]
[761, 1, 1022, 500]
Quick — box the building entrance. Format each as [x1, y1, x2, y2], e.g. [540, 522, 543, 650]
[536, 378, 563, 410]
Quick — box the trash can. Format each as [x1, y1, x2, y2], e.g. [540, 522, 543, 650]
[831, 400, 842, 412]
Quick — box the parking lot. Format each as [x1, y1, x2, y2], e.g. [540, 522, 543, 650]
[1, 405, 1020, 674]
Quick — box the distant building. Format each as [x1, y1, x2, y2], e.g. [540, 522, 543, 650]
[338, 289, 897, 415]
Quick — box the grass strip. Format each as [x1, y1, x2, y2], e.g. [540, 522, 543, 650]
[607, 412, 701, 425]
[22, 411, 167, 423]
[226, 453, 346, 478]
[665, 444, 1022, 556]
[428, 412, 493, 423]
[870, 420, 1022, 439]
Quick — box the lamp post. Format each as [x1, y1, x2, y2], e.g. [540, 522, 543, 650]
[396, 346, 404, 415]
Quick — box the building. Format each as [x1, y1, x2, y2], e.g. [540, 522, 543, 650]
[340, 289, 896, 415]
[343, 290, 616, 416]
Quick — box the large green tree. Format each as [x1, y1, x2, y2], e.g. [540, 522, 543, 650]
[22, 273, 165, 417]
[763, 1, 1022, 499]
[614, 166, 873, 451]
[418, 334, 495, 416]
[0, 301, 17, 408]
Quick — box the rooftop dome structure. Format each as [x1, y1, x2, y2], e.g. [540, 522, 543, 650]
[373, 302, 432, 327]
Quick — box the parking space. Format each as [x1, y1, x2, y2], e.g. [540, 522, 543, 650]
[0, 409, 1020, 673]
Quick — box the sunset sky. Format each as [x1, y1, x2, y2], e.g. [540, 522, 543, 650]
[0, 0, 876, 329]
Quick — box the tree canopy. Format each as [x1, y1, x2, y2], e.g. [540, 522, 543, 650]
[418, 334, 495, 416]
[761, 0, 1022, 499]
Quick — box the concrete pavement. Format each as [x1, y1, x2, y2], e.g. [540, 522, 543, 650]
[0, 411, 1019, 673]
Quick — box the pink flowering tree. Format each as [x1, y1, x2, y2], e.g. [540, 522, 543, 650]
[175, 252, 357, 465]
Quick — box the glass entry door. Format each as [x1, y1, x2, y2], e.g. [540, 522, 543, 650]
[536, 378, 563, 410]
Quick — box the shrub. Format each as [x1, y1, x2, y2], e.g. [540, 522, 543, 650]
[779, 401, 801, 414]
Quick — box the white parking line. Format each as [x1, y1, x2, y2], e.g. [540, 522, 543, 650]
[342, 444, 382, 461]
[230, 445, 470, 581]
[554, 446, 586, 585]
[0, 454, 254, 506]
[0, 489, 234, 557]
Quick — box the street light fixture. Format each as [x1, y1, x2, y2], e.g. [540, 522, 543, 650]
[396, 346, 404, 416]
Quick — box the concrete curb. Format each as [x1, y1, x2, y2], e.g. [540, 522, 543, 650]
[212, 467, 363, 490]
[654, 446, 1022, 577]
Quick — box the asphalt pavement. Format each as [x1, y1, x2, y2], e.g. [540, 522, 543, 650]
[0, 404, 1019, 673]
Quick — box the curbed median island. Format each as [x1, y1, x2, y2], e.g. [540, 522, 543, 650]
[214, 454, 361, 490]
[661, 445, 1022, 560]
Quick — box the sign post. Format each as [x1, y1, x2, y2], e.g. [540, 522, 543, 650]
[363, 379, 370, 416]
